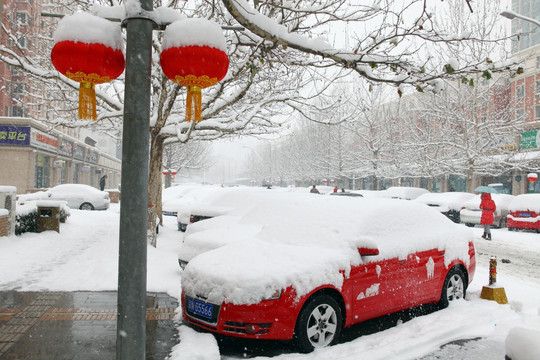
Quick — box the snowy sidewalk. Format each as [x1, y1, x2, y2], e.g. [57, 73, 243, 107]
[0, 291, 178, 359]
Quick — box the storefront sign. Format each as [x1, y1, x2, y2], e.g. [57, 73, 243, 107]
[53, 160, 65, 168]
[0, 125, 31, 146]
[58, 139, 73, 157]
[81, 165, 91, 172]
[31, 128, 58, 152]
[74, 145, 85, 160]
[521, 130, 540, 150]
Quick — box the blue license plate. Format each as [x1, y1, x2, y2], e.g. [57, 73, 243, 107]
[519, 212, 531, 217]
[187, 297, 213, 319]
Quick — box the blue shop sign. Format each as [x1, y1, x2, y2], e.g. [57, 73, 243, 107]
[0, 126, 31, 146]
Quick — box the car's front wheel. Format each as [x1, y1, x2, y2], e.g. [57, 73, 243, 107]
[80, 202, 94, 210]
[294, 294, 342, 353]
[438, 267, 467, 309]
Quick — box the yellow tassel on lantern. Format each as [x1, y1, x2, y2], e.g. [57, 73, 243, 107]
[186, 85, 202, 122]
[79, 82, 97, 120]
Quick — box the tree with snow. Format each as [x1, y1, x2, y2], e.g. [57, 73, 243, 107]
[0, 0, 521, 245]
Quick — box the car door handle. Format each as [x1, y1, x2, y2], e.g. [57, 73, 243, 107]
[399, 260, 407, 266]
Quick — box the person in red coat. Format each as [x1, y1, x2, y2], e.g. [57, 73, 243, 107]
[480, 192, 496, 240]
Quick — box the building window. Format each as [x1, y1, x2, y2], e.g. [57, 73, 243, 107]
[537, 56, 540, 68]
[516, 84, 525, 98]
[12, 106, 24, 117]
[15, 12, 30, 26]
[517, 108, 525, 122]
[536, 105, 540, 120]
[4, 106, 9, 116]
[12, 82, 27, 94]
[17, 37, 29, 48]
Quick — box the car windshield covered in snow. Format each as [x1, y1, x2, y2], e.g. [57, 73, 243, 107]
[180, 190, 476, 351]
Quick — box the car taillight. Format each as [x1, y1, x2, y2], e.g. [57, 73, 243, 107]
[190, 215, 195, 223]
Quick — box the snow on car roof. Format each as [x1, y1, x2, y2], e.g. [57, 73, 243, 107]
[378, 186, 430, 200]
[414, 192, 475, 211]
[508, 194, 540, 213]
[182, 190, 473, 305]
[51, 184, 103, 194]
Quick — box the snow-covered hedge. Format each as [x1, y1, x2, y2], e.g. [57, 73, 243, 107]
[15, 201, 71, 235]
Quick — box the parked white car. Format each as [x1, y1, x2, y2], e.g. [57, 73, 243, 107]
[162, 184, 201, 217]
[18, 184, 110, 210]
[459, 193, 514, 228]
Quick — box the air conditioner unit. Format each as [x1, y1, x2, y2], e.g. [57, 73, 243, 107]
[0, 186, 17, 236]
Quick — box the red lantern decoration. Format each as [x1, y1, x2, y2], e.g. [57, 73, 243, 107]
[51, 13, 125, 120]
[160, 19, 229, 122]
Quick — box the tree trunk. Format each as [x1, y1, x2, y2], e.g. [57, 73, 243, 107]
[466, 162, 475, 193]
[147, 134, 165, 247]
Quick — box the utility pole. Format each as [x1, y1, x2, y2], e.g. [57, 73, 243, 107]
[116, 0, 153, 359]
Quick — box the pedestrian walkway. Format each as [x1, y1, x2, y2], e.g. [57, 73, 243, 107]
[0, 291, 179, 360]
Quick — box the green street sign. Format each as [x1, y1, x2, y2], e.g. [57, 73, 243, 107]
[521, 130, 539, 150]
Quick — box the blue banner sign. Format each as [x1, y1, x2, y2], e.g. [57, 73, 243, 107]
[0, 125, 31, 146]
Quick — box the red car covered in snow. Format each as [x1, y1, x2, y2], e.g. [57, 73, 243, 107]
[180, 191, 476, 352]
[507, 194, 540, 232]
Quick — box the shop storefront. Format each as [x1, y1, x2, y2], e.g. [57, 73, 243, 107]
[0, 117, 121, 194]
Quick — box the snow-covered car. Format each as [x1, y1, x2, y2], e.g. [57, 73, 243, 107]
[18, 184, 110, 210]
[329, 191, 363, 197]
[181, 192, 476, 352]
[378, 186, 430, 200]
[175, 186, 238, 232]
[414, 192, 475, 223]
[161, 184, 201, 216]
[507, 194, 540, 232]
[459, 194, 514, 228]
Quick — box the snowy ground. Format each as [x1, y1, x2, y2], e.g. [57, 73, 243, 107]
[1, 203, 539, 359]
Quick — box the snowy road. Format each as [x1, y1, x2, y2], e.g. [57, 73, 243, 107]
[474, 227, 540, 285]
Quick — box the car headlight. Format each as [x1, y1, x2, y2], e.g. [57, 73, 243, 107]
[178, 259, 189, 270]
[263, 289, 282, 300]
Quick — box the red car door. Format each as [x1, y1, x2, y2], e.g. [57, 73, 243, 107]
[404, 249, 446, 306]
[351, 256, 410, 324]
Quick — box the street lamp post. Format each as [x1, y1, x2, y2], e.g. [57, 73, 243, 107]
[501, 10, 540, 28]
[47, 6, 240, 359]
[116, 1, 153, 359]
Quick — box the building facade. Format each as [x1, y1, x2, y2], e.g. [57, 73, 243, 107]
[0, 117, 121, 193]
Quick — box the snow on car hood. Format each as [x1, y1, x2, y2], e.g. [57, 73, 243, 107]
[182, 192, 474, 305]
[179, 215, 261, 262]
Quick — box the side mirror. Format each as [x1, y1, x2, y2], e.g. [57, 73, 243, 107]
[358, 247, 379, 256]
